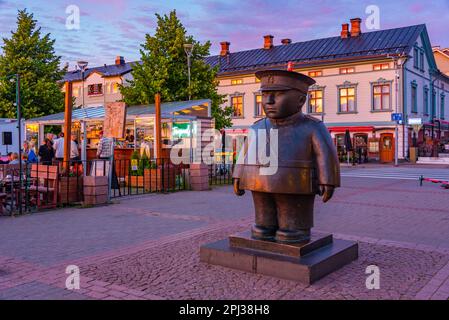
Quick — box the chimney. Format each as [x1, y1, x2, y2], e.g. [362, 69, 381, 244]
[350, 18, 362, 37]
[115, 56, 125, 65]
[220, 42, 230, 56]
[341, 23, 350, 39]
[281, 38, 292, 45]
[264, 35, 274, 50]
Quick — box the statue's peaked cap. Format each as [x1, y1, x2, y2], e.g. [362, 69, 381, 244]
[255, 70, 316, 94]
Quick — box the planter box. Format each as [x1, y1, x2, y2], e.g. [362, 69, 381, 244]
[83, 176, 108, 206]
[59, 176, 83, 204]
[125, 167, 176, 191]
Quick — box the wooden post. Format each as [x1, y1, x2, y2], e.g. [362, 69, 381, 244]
[63, 81, 73, 174]
[155, 93, 162, 164]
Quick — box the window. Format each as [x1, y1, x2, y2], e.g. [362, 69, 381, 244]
[112, 82, 119, 93]
[414, 47, 419, 69]
[372, 84, 391, 110]
[308, 71, 322, 77]
[73, 86, 81, 97]
[432, 89, 436, 118]
[339, 87, 356, 112]
[424, 87, 429, 115]
[88, 84, 103, 95]
[308, 90, 323, 113]
[373, 63, 390, 71]
[231, 79, 243, 85]
[254, 94, 264, 117]
[340, 67, 355, 74]
[411, 83, 418, 113]
[420, 51, 425, 71]
[441, 94, 445, 119]
[231, 95, 244, 117]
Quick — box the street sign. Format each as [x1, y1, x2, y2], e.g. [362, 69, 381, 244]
[408, 118, 423, 125]
[391, 113, 403, 122]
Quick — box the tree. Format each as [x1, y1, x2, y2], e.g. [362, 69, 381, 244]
[0, 9, 65, 119]
[120, 10, 232, 129]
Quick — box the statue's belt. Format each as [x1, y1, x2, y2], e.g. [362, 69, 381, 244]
[240, 160, 315, 168]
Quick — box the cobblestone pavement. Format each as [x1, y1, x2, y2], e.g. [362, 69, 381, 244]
[0, 175, 448, 300]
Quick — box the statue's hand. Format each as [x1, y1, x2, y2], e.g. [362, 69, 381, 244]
[319, 185, 334, 203]
[233, 178, 245, 196]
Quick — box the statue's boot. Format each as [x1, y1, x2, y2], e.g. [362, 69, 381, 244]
[251, 225, 277, 241]
[275, 228, 311, 244]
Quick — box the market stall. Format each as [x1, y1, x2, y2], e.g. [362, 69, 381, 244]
[25, 99, 213, 166]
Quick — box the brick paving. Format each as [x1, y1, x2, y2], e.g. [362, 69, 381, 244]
[0, 171, 448, 300]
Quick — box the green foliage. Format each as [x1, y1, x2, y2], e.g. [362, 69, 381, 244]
[129, 151, 156, 176]
[0, 9, 65, 119]
[140, 153, 151, 170]
[131, 150, 140, 160]
[120, 10, 232, 129]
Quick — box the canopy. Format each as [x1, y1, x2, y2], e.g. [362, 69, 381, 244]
[26, 99, 211, 124]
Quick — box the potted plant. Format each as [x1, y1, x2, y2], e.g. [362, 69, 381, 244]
[59, 168, 83, 204]
[126, 151, 145, 188]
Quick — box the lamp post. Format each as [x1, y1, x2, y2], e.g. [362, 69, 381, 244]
[77, 61, 88, 173]
[393, 56, 405, 167]
[77, 60, 88, 108]
[183, 43, 193, 101]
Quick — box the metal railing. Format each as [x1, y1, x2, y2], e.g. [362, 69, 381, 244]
[0, 158, 189, 216]
[110, 158, 189, 198]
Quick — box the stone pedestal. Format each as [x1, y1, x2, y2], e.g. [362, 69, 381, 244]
[189, 163, 210, 191]
[83, 176, 108, 206]
[200, 231, 358, 284]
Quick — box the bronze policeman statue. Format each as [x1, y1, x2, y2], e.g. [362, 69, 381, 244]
[233, 70, 340, 244]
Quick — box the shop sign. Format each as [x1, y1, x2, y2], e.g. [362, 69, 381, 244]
[408, 118, 422, 125]
[131, 159, 138, 171]
[172, 123, 191, 138]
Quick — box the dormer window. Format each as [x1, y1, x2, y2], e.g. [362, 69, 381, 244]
[308, 71, 323, 77]
[88, 84, 103, 95]
[339, 67, 355, 74]
[373, 63, 390, 71]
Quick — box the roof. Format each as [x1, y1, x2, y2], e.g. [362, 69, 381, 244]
[26, 99, 211, 123]
[63, 61, 138, 82]
[205, 24, 426, 75]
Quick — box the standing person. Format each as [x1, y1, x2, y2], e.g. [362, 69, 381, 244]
[53, 132, 64, 162]
[23, 141, 38, 163]
[70, 134, 81, 175]
[96, 131, 119, 191]
[96, 131, 113, 159]
[28, 141, 38, 163]
[38, 138, 55, 165]
[46, 133, 55, 146]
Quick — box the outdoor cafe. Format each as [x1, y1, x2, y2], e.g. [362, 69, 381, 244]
[0, 99, 213, 215]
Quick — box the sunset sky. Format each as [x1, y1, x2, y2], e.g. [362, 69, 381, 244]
[1, 0, 448, 69]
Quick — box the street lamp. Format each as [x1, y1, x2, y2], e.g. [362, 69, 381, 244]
[183, 43, 193, 101]
[392, 56, 405, 166]
[77, 60, 88, 108]
[77, 61, 89, 174]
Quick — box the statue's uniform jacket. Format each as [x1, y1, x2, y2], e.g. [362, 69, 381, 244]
[233, 112, 340, 194]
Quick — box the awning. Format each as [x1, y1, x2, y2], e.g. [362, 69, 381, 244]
[224, 128, 248, 135]
[327, 126, 375, 133]
[25, 99, 211, 124]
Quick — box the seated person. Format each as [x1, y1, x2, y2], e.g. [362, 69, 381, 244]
[9, 152, 22, 164]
